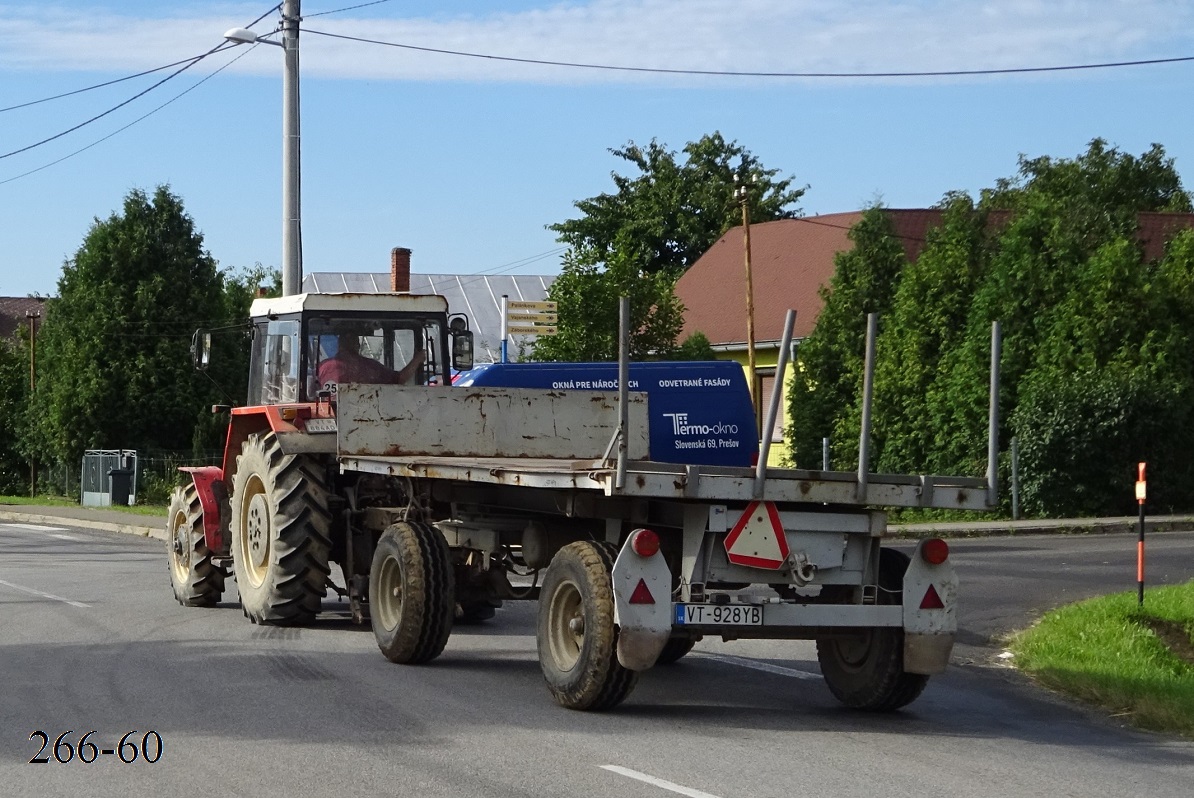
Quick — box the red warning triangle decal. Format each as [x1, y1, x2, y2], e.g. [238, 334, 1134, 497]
[629, 578, 654, 605]
[920, 584, 945, 610]
[724, 500, 789, 570]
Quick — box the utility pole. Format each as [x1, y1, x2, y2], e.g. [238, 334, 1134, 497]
[281, 0, 302, 296]
[25, 309, 39, 496]
[735, 175, 759, 429]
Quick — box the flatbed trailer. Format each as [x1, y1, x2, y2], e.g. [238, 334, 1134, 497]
[168, 293, 1001, 712]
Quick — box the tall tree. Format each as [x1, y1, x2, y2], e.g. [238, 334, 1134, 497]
[788, 139, 1194, 515]
[550, 132, 805, 275]
[26, 186, 235, 464]
[0, 332, 29, 493]
[530, 248, 685, 362]
[539, 133, 803, 360]
[787, 206, 908, 468]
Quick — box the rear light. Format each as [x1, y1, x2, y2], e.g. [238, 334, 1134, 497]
[920, 538, 949, 565]
[630, 528, 660, 558]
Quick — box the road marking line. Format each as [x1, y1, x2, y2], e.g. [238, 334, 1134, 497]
[600, 766, 723, 798]
[1, 522, 68, 532]
[51, 534, 80, 541]
[0, 578, 91, 608]
[700, 652, 820, 680]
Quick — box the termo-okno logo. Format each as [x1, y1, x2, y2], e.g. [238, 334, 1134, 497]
[662, 413, 741, 450]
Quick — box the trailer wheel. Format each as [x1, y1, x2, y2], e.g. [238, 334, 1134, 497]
[537, 541, 638, 711]
[655, 635, 700, 665]
[370, 522, 455, 664]
[229, 433, 332, 625]
[816, 548, 929, 711]
[167, 483, 224, 606]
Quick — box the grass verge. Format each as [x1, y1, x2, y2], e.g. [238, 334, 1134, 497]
[0, 495, 168, 517]
[1009, 581, 1194, 737]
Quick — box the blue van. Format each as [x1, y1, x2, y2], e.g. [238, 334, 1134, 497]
[455, 361, 757, 467]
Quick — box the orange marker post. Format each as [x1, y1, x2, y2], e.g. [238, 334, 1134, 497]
[1136, 462, 1146, 607]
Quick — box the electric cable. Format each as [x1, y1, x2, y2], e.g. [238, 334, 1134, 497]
[306, 0, 395, 18]
[0, 42, 233, 161]
[302, 28, 1194, 79]
[0, 44, 257, 186]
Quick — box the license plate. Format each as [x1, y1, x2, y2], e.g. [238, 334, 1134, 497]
[675, 604, 763, 626]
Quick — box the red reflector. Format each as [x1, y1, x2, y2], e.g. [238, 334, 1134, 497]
[921, 538, 949, 565]
[629, 578, 655, 605]
[630, 528, 660, 558]
[920, 584, 945, 610]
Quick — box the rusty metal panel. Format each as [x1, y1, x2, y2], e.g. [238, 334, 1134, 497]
[337, 385, 649, 460]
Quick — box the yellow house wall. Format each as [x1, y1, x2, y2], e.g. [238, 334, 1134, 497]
[722, 346, 791, 467]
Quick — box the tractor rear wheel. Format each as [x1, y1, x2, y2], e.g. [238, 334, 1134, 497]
[816, 548, 929, 711]
[166, 483, 224, 606]
[537, 540, 638, 711]
[229, 432, 332, 625]
[370, 522, 455, 664]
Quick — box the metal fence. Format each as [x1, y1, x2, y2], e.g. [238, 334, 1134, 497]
[80, 449, 138, 506]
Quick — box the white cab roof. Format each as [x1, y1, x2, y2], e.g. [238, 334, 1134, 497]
[250, 292, 449, 318]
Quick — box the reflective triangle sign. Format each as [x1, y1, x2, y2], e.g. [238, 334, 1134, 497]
[724, 501, 789, 570]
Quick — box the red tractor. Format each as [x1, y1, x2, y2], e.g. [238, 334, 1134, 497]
[166, 291, 474, 625]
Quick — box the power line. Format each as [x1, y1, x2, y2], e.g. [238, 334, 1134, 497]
[306, 0, 395, 18]
[0, 42, 233, 161]
[302, 28, 1194, 79]
[0, 54, 212, 114]
[0, 2, 278, 121]
[0, 45, 257, 187]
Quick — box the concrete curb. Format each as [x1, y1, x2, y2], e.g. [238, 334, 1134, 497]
[890, 515, 1194, 538]
[0, 509, 165, 541]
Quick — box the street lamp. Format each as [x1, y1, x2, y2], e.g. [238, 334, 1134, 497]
[223, 0, 302, 297]
[735, 174, 759, 431]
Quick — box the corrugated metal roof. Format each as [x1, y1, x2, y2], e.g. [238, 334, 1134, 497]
[300, 273, 556, 363]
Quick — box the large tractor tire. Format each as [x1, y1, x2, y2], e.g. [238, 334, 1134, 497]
[369, 522, 455, 664]
[816, 548, 929, 711]
[537, 540, 638, 711]
[229, 432, 332, 625]
[166, 483, 225, 606]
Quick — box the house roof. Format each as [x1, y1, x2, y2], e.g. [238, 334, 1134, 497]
[301, 272, 556, 363]
[0, 296, 47, 339]
[678, 209, 1194, 347]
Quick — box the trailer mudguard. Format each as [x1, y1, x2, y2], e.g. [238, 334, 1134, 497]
[611, 533, 673, 670]
[902, 540, 959, 674]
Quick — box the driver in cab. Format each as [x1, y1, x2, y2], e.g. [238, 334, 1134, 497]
[317, 333, 424, 389]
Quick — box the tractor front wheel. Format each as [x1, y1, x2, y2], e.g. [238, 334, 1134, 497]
[166, 482, 224, 606]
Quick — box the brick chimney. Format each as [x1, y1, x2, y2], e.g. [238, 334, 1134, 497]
[390, 247, 411, 293]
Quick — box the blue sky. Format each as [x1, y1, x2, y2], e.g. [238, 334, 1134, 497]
[1, 0, 1192, 298]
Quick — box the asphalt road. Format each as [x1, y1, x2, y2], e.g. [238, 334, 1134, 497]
[2, 521, 1192, 798]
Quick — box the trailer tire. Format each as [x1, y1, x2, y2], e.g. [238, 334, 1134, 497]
[655, 635, 700, 665]
[167, 483, 225, 606]
[370, 522, 455, 664]
[537, 540, 638, 711]
[816, 548, 929, 711]
[229, 433, 332, 625]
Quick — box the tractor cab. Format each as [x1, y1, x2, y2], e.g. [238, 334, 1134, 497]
[244, 292, 473, 406]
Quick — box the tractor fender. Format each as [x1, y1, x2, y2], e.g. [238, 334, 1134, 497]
[180, 466, 228, 554]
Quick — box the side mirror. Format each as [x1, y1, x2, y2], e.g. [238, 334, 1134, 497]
[448, 314, 474, 371]
[191, 330, 212, 371]
[452, 330, 474, 371]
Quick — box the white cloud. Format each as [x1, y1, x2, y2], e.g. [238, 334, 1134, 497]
[0, 0, 1188, 85]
